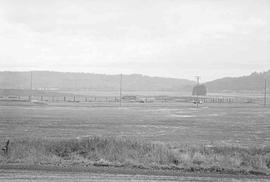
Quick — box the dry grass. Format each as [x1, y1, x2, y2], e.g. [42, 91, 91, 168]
[0, 137, 270, 175]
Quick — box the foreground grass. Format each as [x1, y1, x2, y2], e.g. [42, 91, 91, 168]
[1, 137, 270, 176]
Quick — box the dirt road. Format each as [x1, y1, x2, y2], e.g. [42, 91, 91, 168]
[0, 169, 269, 182]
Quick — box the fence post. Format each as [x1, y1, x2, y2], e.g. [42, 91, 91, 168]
[2, 140, 9, 155]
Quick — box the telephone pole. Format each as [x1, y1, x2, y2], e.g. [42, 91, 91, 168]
[30, 71, 33, 102]
[30, 71, 32, 90]
[195, 76, 200, 85]
[264, 79, 267, 107]
[119, 73, 122, 106]
[195, 76, 200, 108]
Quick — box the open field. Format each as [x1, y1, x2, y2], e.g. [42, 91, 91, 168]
[0, 101, 269, 147]
[0, 101, 270, 179]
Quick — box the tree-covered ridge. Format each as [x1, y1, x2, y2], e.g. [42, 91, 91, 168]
[0, 71, 194, 91]
[205, 70, 270, 92]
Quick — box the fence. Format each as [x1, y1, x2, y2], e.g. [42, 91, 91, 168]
[0, 94, 268, 105]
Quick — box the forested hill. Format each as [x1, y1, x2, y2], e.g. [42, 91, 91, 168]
[206, 70, 270, 92]
[0, 71, 195, 91]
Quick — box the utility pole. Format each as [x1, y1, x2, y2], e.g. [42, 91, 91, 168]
[264, 79, 267, 107]
[120, 73, 122, 106]
[30, 71, 33, 102]
[195, 76, 200, 85]
[195, 76, 200, 108]
[30, 71, 33, 90]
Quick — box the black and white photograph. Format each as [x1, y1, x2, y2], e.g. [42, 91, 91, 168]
[0, 0, 270, 181]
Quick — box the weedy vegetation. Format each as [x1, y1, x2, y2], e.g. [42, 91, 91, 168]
[1, 136, 270, 176]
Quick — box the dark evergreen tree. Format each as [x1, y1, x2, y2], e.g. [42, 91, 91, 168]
[192, 84, 207, 96]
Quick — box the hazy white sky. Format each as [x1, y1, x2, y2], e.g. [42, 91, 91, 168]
[0, 0, 269, 81]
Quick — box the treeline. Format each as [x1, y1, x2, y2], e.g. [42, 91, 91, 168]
[206, 70, 270, 92]
[0, 71, 194, 91]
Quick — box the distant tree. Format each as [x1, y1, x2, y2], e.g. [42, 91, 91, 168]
[192, 84, 207, 96]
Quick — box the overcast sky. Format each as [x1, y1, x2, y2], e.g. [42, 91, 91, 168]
[0, 0, 269, 81]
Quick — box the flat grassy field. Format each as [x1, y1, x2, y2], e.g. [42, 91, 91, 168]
[0, 101, 269, 147]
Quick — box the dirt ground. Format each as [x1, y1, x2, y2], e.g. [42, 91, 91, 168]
[0, 165, 269, 182]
